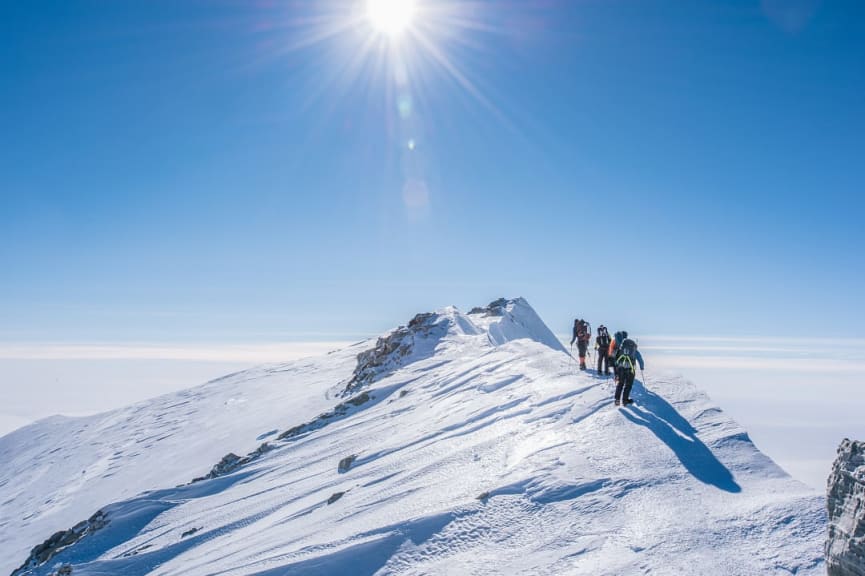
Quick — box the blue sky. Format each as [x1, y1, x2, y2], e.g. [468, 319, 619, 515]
[2, 0, 863, 343]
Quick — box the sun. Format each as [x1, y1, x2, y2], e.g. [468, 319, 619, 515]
[366, 0, 417, 38]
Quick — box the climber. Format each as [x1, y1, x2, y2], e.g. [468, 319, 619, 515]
[595, 325, 612, 376]
[614, 336, 644, 406]
[570, 318, 592, 370]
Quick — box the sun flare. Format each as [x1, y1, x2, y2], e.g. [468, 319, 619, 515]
[367, 0, 416, 37]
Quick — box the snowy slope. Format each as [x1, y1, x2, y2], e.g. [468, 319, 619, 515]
[0, 344, 363, 575]
[1, 299, 825, 575]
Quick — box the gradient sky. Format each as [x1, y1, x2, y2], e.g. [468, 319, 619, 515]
[2, 0, 863, 343]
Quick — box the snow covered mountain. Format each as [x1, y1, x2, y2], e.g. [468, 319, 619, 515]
[1, 298, 825, 575]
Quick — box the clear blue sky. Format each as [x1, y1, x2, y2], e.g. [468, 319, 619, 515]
[1, 0, 863, 342]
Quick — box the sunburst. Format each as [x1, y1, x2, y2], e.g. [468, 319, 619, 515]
[366, 0, 417, 38]
[250, 1, 524, 211]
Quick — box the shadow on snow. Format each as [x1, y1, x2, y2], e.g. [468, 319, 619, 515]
[620, 381, 742, 493]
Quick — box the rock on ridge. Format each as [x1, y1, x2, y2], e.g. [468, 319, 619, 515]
[12, 510, 108, 576]
[826, 438, 865, 576]
[342, 312, 457, 395]
[342, 298, 565, 396]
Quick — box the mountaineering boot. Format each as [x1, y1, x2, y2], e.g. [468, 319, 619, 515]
[614, 400, 620, 406]
[579, 363, 586, 370]
[623, 399, 634, 405]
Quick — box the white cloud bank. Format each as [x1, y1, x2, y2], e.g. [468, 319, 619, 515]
[0, 342, 352, 362]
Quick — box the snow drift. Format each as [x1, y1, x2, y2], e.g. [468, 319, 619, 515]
[0, 298, 825, 575]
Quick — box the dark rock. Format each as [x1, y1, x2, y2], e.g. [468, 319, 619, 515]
[192, 441, 277, 484]
[208, 453, 243, 478]
[338, 455, 357, 474]
[343, 312, 448, 395]
[275, 392, 371, 449]
[342, 392, 371, 409]
[12, 510, 108, 575]
[476, 491, 490, 501]
[826, 438, 865, 576]
[327, 491, 345, 505]
[468, 298, 508, 317]
[277, 424, 307, 441]
[181, 527, 199, 538]
[251, 442, 274, 458]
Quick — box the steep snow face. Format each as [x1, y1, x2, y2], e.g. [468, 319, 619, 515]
[826, 439, 865, 576]
[468, 297, 567, 354]
[1, 299, 826, 576]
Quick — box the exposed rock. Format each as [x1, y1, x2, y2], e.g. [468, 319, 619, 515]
[192, 442, 274, 483]
[338, 455, 356, 474]
[468, 297, 509, 317]
[192, 391, 374, 485]
[277, 393, 371, 442]
[208, 453, 243, 477]
[181, 527, 199, 538]
[343, 392, 371, 408]
[826, 438, 865, 576]
[51, 565, 72, 576]
[343, 312, 448, 395]
[327, 491, 345, 505]
[12, 510, 108, 575]
[276, 424, 307, 441]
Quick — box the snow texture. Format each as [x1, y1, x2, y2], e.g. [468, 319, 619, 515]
[1, 298, 825, 575]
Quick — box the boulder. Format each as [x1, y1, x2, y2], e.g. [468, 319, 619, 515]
[827, 439, 865, 576]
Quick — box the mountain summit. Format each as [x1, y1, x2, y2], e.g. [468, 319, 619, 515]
[1, 298, 825, 575]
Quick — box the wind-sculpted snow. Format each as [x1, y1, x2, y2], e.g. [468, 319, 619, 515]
[1, 299, 826, 575]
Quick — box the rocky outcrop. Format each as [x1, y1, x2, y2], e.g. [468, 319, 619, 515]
[192, 442, 274, 483]
[277, 392, 371, 442]
[827, 438, 865, 576]
[12, 510, 108, 575]
[343, 312, 448, 395]
[468, 297, 509, 316]
[338, 455, 356, 474]
[190, 390, 373, 486]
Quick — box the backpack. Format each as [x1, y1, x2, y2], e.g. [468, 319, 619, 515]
[577, 319, 591, 342]
[597, 326, 611, 348]
[613, 331, 625, 353]
[616, 338, 638, 372]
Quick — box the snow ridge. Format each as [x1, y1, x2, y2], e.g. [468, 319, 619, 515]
[1, 298, 826, 576]
[343, 298, 563, 395]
